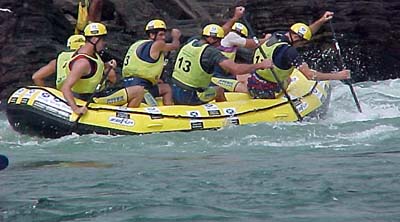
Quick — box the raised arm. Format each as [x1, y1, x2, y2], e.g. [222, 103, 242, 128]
[151, 29, 181, 59]
[244, 33, 271, 49]
[162, 29, 182, 52]
[309, 11, 334, 35]
[222, 6, 245, 35]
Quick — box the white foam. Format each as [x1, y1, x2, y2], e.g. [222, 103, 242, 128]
[338, 125, 399, 141]
[323, 79, 400, 123]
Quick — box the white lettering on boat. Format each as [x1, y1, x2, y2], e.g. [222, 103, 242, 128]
[15, 88, 26, 95]
[109, 117, 135, 126]
[36, 91, 71, 111]
[145, 107, 161, 114]
[296, 102, 308, 113]
[32, 101, 71, 120]
[312, 87, 323, 100]
[203, 104, 221, 116]
[22, 89, 36, 102]
[106, 96, 125, 104]
[203, 104, 219, 111]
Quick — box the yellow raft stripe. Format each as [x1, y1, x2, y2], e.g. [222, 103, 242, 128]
[21, 84, 320, 120]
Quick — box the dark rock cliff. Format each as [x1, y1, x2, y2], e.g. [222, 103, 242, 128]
[247, 0, 400, 82]
[1, 0, 399, 99]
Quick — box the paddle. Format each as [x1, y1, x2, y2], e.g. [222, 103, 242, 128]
[144, 90, 158, 107]
[329, 20, 362, 113]
[0, 154, 9, 171]
[70, 66, 112, 132]
[242, 14, 303, 121]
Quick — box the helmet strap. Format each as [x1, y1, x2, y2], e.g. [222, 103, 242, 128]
[288, 31, 302, 44]
[88, 37, 102, 54]
[152, 31, 159, 41]
[206, 37, 219, 46]
[148, 29, 165, 41]
[288, 31, 294, 43]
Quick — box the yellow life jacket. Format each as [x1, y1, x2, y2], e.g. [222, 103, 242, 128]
[253, 41, 294, 84]
[55, 50, 76, 90]
[221, 50, 236, 61]
[172, 40, 211, 89]
[122, 40, 164, 85]
[62, 53, 105, 94]
[75, 0, 89, 34]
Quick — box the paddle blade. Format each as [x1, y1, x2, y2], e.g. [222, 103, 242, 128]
[0, 155, 9, 171]
[144, 92, 158, 107]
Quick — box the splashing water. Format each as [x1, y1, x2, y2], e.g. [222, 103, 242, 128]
[1, 78, 400, 222]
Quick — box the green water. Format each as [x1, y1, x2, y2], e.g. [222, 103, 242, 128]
[1, 81, 400, 221]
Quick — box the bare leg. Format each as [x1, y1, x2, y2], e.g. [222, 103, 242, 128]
[158, 83, 173, 105]
[215, 87, 227, 102]
[234, 82, 249, 93]
[235, 74, 250, 93]
[126, 85, 145, 108]
[236, 73, 250, 83]
[88, 0, 103, 22]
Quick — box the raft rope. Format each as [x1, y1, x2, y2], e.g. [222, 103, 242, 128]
[24, 82, 321, 120]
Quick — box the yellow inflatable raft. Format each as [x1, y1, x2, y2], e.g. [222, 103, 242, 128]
[6, 69, 330, 138]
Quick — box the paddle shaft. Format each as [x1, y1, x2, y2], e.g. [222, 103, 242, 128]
[329, 20, 362, 113]
[242, 14, 303, 121]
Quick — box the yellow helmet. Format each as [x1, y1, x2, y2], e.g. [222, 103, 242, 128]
[67, 34, 86, 50]
[232, 22, 248, 37]
[290, 23, 312, 41]
[202, 24, 224, 39]
[145, 19, 167, 31]
[84, 23, 107, 37]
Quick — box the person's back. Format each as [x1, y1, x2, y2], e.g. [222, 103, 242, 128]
[173, 39, 219, 89]
[55, 50, 79, 89]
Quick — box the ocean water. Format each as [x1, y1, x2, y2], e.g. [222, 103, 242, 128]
[1, 80, 400, 222]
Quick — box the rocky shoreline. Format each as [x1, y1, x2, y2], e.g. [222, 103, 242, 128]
[1, 0, 399, 100]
